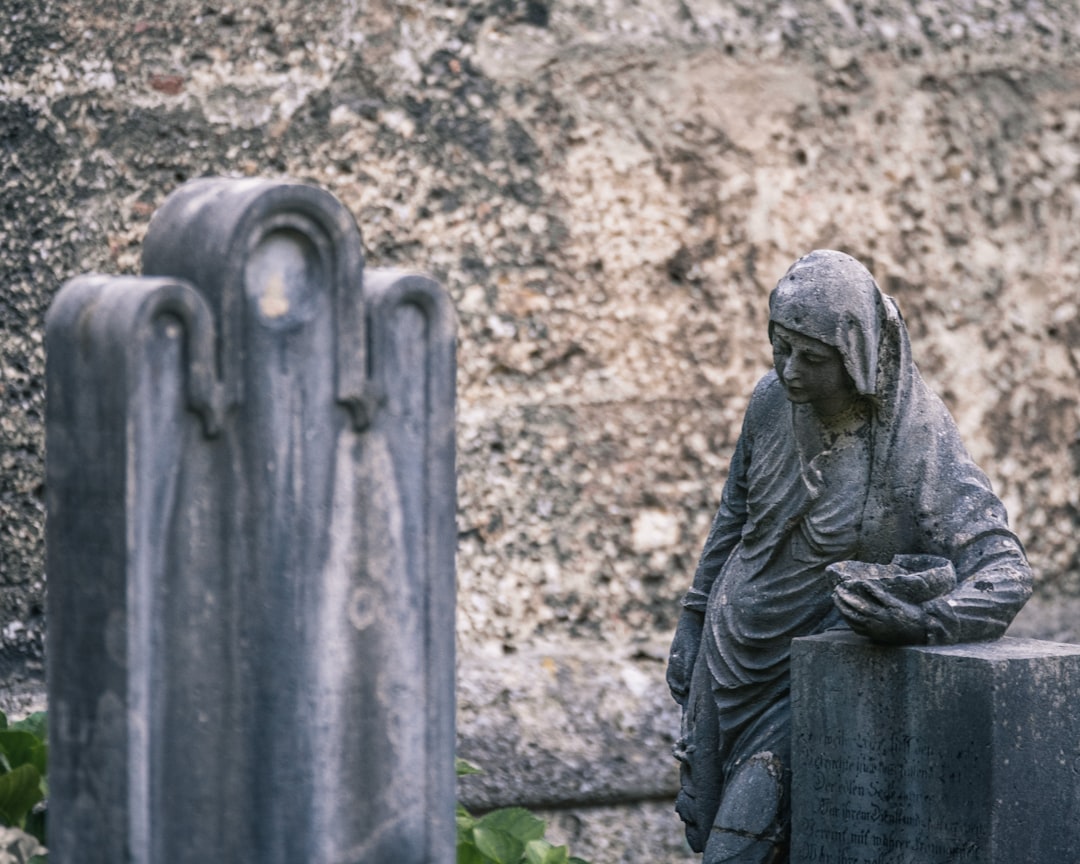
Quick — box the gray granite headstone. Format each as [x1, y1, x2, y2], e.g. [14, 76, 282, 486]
[791, 631, 1080, 864]
[45, 179, 456, 864]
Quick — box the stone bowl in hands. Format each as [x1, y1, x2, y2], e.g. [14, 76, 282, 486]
[825, 554, 956, 604]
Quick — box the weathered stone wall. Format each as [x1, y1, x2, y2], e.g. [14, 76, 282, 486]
[4, 1, 1080, 860]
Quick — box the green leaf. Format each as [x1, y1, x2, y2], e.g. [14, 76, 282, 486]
[455, 757, 483, 777]
[456, 840, 489, 864]
[10, 714, 46, 744]
[0, 712, 7, 731]
[0, 764, 43, 826]
[476, 808, 546, 844]
[473, 826, 525, 864]
[525, 839, 570, 864]
[0, 731, 47, 780]
[456, 812, 476, 837]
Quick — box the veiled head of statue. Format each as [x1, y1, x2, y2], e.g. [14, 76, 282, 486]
[768, 250, 882, 397]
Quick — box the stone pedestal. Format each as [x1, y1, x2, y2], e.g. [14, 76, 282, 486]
[791, 631, 1080, 864]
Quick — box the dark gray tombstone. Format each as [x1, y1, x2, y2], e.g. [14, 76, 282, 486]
[791, 631, 1080, 864]
[45, 179, 456, 864]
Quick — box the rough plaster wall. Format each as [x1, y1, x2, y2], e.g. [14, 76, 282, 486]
[3, 1, 1080, 859]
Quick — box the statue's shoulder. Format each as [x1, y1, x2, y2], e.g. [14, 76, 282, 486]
[747, 370, 787, 416]
[738, 371, 788, 443]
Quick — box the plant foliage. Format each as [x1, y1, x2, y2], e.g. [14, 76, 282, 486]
[0, 722, 590, 864]
[455, 759, 590, 864]
[0, 711, 47, 863]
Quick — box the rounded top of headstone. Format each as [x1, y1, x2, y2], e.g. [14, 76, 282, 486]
[140, 177, 369, 412]
[143, 178, 364, 288]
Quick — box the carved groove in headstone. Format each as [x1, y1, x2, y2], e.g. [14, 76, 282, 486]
[48, 275, 222, 437]
[362, 267, 457, 860]
[46, 273, 226, 863]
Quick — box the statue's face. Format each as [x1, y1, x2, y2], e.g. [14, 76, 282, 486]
[771, 323, 855, 416]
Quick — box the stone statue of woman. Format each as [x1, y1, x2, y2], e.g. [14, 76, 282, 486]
[665, 250, 1032, 864]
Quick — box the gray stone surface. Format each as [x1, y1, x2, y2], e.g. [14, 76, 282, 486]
[45, 179, 456, 864]
[791, 631, 1080, 864]
[3, 0, 1080, 857]
[457, 637, 679, 813]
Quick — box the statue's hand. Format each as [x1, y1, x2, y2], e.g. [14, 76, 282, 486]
[833, 577, 931, 645]
[666, 612, 703, 706]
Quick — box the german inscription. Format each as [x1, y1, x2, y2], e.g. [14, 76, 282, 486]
[793, 726, 985, 864]
[792, 632, 1080, 864]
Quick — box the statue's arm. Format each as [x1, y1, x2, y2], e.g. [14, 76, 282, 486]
[684, 440, 749, 608]
[666, 431, 750, 704]
[919, 490, 1033, 644]
[836, 448, 1032, 646]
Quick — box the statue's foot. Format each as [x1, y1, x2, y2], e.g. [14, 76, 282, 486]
[703, 751, 787, 864]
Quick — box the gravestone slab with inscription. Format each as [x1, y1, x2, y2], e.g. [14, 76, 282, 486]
[46, 179, 456, 864]
[791, 630, 1080, 864]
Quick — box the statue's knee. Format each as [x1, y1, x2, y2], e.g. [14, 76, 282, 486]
[703, 751, 789, 864]
[716, 751, 787, 836]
